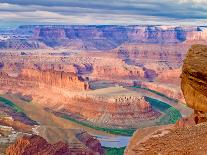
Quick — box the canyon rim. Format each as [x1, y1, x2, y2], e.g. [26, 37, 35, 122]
[0, 1, 207, 155]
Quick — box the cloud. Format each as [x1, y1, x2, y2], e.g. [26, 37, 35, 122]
[0, 0, 206, 27]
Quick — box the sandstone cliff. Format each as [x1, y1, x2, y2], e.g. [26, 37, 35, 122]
[0, 68, 88, 91]
[0, 69, 160, 129]
[1, 25, 201, 50]
[21, 69, 89, 90]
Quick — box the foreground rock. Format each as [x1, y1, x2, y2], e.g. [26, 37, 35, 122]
[181, 44, 207, 123]
[6, 135, 71, 155]
[125, 123, 207, 155]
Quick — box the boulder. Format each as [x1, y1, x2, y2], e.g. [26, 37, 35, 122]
[6, 135, 71, 155]
[181, 44, 207, 112]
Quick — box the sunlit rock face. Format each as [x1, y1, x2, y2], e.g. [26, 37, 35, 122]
[20, 69, 89, 91]
[181, 44, 207, 112]
[0, 67, 160, 129]
[0, 68, 88, 91]
[186, 29, 207, 43]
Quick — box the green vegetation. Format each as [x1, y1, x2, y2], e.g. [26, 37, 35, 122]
[145, 96, 171, 111]
[0, 96, 23, 113]
[60, 94, 181, 135]
[61, 114, 136, 136]
[158, 107, 182, 124]
[103, 147, 125, 155]
[132, 86, 178, 103]
[145, 96, 182, 124]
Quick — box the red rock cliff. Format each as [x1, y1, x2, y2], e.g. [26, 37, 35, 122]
[0, 69, 88, 91]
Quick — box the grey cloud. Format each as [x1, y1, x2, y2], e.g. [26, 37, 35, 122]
[0, 0, 206, 27]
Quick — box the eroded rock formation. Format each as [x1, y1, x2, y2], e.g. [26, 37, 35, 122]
[76, 132, 104, 155]
[1, 25, 204, 50]
[0, 68, 88, 91]
[181, 44, 207, 112]
[6, 135, 71, 155]
[0, 68, 160, 128]
[181, 44, 207, 123]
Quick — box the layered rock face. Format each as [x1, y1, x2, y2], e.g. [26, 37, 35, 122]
[113, 43, 187, 102]
[53, 96, 160, 128]
[181, 44, 207, 112]
[140, 81, 184, 102]
[0, 39, 46, 50]
[20, 69, 89, 90]
[0, 69, 88, 91]
[181, 44, 207, 124]
[91, 61, 144, 81]
[0, 68, 160, 128]
[33, 25, 192, 45]
[114, 43, 187, 66]
[1, 25, 201, 50]
[6, 135, 71, 155]
[31, 25, 199, 50]
[186, 29, 207, 43]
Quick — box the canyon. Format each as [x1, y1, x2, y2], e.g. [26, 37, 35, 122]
[0, 69, 162, 129]
[0, 25, 207, 154]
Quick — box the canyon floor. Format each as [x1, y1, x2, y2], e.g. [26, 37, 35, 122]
[0, 83, 192, 154]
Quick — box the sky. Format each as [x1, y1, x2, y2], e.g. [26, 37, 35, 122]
[0, 0, 207, 28]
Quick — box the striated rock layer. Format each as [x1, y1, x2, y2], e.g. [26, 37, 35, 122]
[20, 69, 89, 91]
[0, 69, 160, 128]
[0, 68, 88, 91]
[1, 25, 203, 50]
[181, 44, 207, 112]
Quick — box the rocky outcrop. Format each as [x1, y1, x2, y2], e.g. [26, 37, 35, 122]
[32, 25, 193, 49]
[76, 132, 104, 155]
[125, 122, 207, 155]
[0, 69, 88, 91]
[114, 43, 188, 65]
[181, 44, 207, 112]
[175, 114, 196, 128]
[181, 44, 207, 124]
[186, 29, 207, 43]
[48, 95, 160, 129]
[91, 64, 144, 81]
[6, 135, 71, 155]
[140, 81, 184, 102]
[21, 69, 89, 90]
